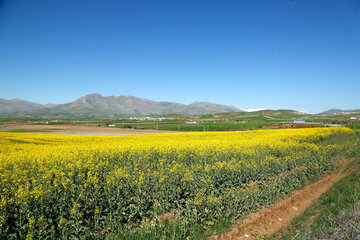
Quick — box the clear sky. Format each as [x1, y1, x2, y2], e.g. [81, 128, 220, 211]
[0, 0, 359, 113]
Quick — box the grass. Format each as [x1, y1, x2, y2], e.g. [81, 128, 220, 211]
[346, 124, 360, 130]
[109, 216, 232, 240]
[270, 134, 360, 240]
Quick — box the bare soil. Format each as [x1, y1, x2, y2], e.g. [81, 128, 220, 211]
[263, 115, 275, 120]
[261, 125, 282, 129]
[2, 124, 179, 136]
[210, 159, 353, 240]
[157, 212, 174, 224]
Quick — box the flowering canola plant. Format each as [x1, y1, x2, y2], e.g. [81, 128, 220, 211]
[0, 128, 355, 239]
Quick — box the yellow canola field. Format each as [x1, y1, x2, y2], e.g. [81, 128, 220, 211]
[0, 127, 355, 239]
[0, 128, 353, 204]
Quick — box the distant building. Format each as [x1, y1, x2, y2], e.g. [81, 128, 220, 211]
[129, 116, 170, 121]
[293, 120, 306, 124]
[108, 124, 115, 127]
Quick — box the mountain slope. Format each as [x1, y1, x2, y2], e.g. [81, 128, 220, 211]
[0, 98, 48, 114]
[187, 101, 239, 115]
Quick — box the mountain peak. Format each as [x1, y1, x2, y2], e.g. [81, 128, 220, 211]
[85, 92, 103, 97]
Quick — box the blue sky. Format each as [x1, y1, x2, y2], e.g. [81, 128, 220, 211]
[0, 0, 359, 113]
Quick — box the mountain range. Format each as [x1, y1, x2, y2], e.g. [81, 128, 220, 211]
[0, 93, 241, 118]
[1, 94, 359, 118]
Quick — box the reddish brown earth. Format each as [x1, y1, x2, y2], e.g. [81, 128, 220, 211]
[3, 124, 179, 136]
[158, 212, 174, 224]
[210, 159, 354, 240]
[261, 125, 282, 129]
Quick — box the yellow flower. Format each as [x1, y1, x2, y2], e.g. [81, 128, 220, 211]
[28, 218, 36, 229]
[0, 216, 4, 227]
[59, 217, 67, 227]
[95, 206, 100, 214]
[0, 196, 7, 209]
[37, 216, 44, 224]
[183, 169, 193, 182]
[153, 199, 159, 208]
[71, 207, 76, 215]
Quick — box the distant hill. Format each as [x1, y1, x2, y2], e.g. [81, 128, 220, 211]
[0, 93, 241, 118]
[186, 101, 240, 115]
[320, 108, 360, 115]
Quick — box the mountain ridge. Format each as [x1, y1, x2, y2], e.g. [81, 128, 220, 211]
[0, 93, 242, 118]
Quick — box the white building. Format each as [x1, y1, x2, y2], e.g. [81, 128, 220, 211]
[293, 120, 306, 124]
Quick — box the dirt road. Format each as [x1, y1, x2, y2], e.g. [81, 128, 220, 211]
[210, 159, 354, 240]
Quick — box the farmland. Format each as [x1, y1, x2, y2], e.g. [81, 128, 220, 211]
[2, 109, 359, 134]
[0, 128, 356, 239]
